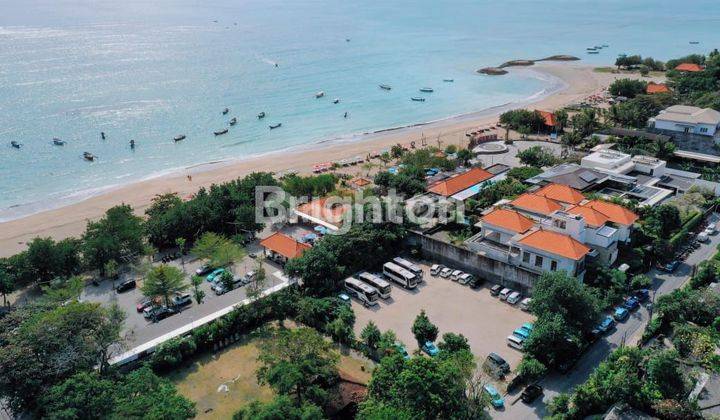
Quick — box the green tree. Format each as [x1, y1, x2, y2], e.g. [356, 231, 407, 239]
[517, 146, 558, 168]
[113, 367, 196, 419]
[411, 309, 439, 345]
[390, 144, 404, 158]
[104, 259, 119, 280]
[570, 108, 600, 138]
[646, 350, 687, 400]
[256, 328, 340, 406]
[530, 271, 600, 334]
[0, 266, 14, 306]
[517, 357, 547, 382]
[39, 371, 115, 420]
[82, 205, 145, 274]
[555, 109, 569, 131]
[608, 78, 648, 98]
[234, 395, 323, 420]
[523, 313, 582, 369]
[176, 237, 187, 272]
[326, 304, 356, 346]
[456, 148, 473, 166]
[220, 271, 235, 293]
[191, 232, 226, 261]
[360, 321, 382, 352]
[247, 257, 267, 301]
[40, 276, 86, 304]
[507, 166, 542, 181]
[141, 265, 188, 307]
[357, 400, 413, 420]
[25, 237, 82, 284]
[437, 332, 470, 354]
[444, 144, 458, 155]
[630, 274, 652, 290]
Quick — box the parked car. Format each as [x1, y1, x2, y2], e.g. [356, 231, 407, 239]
[484, 384, 505, 409]
[634, 289, 650, 302]
[499, 288, 512, 301]
[458, 273, 473, 285]
[338, 293, 351, 305]
[521, 384, 543, 403]
[421, 341, 440, 357]
[507, 335, 524, 350]
[520, 297, 532, 311]
[623, 296, 640, 311]
[698, 232, 710, 243]
[430, 264, 443, 276]
[450, 270, 463, 281]
[440, 267, 453, 278]
[662, 260, 680, 273]
[490, 284, 502, 296]
[206, 268, 227, 282]
[245, 270, 258, 282]
[487, 352, 511, 374]
[136, 297, 153, 312]
[393, 342, 410, 360]
[115, 279, 136, 293]
[596, 315, 616, 333]
[195, 264, 213, 275]
[143, 306, 178, 321]
[513, 328, 530, 340]
[172, 293, 192, 307]
[521, 322, 534, 334]
[707, 223, 716, 234]
[507, 291, 522, 304]
[613, 306, 629, 321]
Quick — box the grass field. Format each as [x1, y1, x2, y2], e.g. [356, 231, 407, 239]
[167, 324, 374, 419]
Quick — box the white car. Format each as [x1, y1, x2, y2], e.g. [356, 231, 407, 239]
[520, 297, 532, 311]
[451, 270, 463, 281]
[699, 232, 710, 243]
[458, 273, 474, 285]
[707, 223, 716, 234]
[499, 288, 512, 301]
[507, 291, 522, 305]
[440, 267, 453, 278]
[430, 264, 443, 276]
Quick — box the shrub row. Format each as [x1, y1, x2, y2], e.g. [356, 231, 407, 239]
[669, 211, 702, 250]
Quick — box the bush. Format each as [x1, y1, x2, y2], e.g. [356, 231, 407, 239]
[608, 79, 647, 98]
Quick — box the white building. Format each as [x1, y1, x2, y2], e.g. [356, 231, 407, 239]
[650, 105, 720, 137]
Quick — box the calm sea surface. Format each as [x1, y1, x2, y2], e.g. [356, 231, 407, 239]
[1, 0, 719, 220]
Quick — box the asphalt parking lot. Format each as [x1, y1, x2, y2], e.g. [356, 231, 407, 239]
[351, 260, 534, 368]
[82, 241, 283, 349]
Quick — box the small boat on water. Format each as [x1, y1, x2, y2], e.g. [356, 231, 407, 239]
[587, 51, 600, 55]
[174, 134, 186, 142]
[130, 140, 135, 149]
[411, 97, 425, 102]
[53, 137, 66, 146]
[443, 79, 454, 82]
[214, 128, 229, 136]
[379, 84, 392, 90]
[222, 108, 229, 115]
[100, 131, 106, 140]
[83, 152, 96, 161]
[10, 141, 21, 149]
[269, 123, 282, 129]
[257, 112, 266, 119]
[333, 98, 340, 104]
[315, 91, 325, 98]
[586, 47, 597, 51]
[419, 87, 434, 93]
[229, 117, 237, 126]
[602, 44, 609, 47]
[690, 41, 700, 44]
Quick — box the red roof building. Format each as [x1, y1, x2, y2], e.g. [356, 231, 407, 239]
[519, 230, 591, 261]
[675, 63, 704, 72]
[534, 183, 585, 205]
[646, 82, 670, 94]
[510, 193, 564, 215]
[481, 209, 535, 234]
[427, 167, 494, 197]
[537, 110, 558, 128]
[260, 232, 311, 261]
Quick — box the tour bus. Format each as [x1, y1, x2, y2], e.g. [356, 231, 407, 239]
[357, 272, 392, 299]
[392, 257, 423, 281]
[382, 262, 418, 289]
[344, 277, 379, 307]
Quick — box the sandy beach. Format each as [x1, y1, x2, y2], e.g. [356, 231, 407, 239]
[0, 62, 630, 257]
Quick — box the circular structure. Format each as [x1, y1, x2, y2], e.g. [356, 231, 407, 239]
[473, 142, 508, 155]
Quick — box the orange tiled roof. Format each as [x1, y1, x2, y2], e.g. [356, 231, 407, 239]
[537, 110, 557, 127]
[260, 232, 311, 259]
[482, 209, 535, 234]
[646, 82, 670, 94]
[675, 63, 703, 72]
[296, 197, 349, 226]
[510, 193, 563, 215]
[567, 205, 610, 228]
[583, 200, 639, 226]
[349, 178, 371, 188]
[428, 167, 494, 197]
[534, 183, 585, 205]
[519, 230, 590, 261]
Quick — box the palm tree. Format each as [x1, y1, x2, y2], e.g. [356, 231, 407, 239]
[141, 264, 188, 307]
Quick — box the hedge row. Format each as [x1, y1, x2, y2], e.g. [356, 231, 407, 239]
[669, 211, 703, 250]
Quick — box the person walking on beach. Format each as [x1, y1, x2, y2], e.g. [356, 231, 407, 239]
[187, 175, 192, 182]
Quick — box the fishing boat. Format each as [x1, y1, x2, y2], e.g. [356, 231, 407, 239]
[257, 112, 266, 119]
[587, 51, 600, 55]
[269, 123, 282, 129]
[222, 108, 229, 115]
[83, 152, 95, 161]
[173, 134, 186, 142]
[443, 79, 454, 82]
[10, 141, 21, 149]
[52, 137, 66, 146]
[315, 91, 325, 98]
[602, 44, 609, 47]
[419, 87, 434, 93]
[379, 84, 392, 90]
[586, 47, 597, 51]
[229, 117, 237, 126]
[214, 128, 229, 136]
[411, 97, 425, 102]
[690, 41, 700, 44]
[333, 98, 340, 104]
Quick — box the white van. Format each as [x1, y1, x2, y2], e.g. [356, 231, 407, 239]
[430, 264, 443, 276]
[507, 335, 524, 350]
[458, 273, 473, 285]
[507, 291, 522, 305]
[440, 267, 453, 278]
[499, 288, 512, 301]
[520, 297, 532, 311]
[451, 270, 463, 281]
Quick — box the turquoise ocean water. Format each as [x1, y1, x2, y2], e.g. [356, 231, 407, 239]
[1, 0, 719, 220]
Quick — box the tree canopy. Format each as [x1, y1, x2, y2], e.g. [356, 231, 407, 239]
[82, 204, 145, 273]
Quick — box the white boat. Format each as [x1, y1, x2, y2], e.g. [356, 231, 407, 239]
[333, 98, 340, 104]
[257, 112, 266, 119]
[173, 134, 186, 142]
[229, 117, 237, 126]
[222, 108, 229, 115]
[214, 128, 229, 135]
[419, 87, 434, 93]
[83, 152, 96, 161]
[411, 97, 425, 102]
[315, 91, 325, 98]
[52, 138, 66, 146]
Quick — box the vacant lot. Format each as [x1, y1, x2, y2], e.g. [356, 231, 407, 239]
[352, 262, 534, 368]
[167, 324, 374, 419]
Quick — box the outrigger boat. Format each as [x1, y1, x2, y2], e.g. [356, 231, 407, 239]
[588, 51, 600, 54]
[269, 123, 282, 129]
[229, 117, 237, 126]
[10, 141, 21, 149]
[443, 79, 454, 82]
[173, 134, 186, 142]
[222, 108, 229, 115]
[214, 128, 229, 136]
[257, 112, 266, 119]
[315, 91, 325, 98]
[379, 84, 392, 90]
[419, 87, 434, 93]
[411, 97, 425, 102]
[83, 152, 96, 161]
[53, 137, 66, 146]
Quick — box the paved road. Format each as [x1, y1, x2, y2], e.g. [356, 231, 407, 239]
[495, 214, 720, 419]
